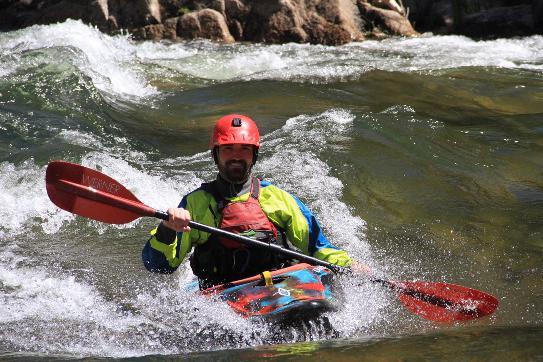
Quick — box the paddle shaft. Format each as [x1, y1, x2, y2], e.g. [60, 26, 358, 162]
[163, 208, 484, 316]
[156, 211, 344, 272]
[55, 175, 477, 300]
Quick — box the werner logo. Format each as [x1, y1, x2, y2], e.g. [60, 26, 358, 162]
[82, 174, 121, 195]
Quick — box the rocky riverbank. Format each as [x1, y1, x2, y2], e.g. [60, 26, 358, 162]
[0, 0, 541, 44]
[404, 0, 543, 38]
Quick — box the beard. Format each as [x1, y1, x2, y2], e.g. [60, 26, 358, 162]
[219, 159, 250, 184]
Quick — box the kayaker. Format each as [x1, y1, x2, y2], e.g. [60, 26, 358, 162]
[142, 114, 359, 289]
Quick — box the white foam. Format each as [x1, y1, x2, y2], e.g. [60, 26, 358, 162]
[0, 19, 157, 99]
[153, 35, 543, 82]
[1, 261, 119, 324]
[81, 152, 203, 217]
[256, 109, 369, 259]
[58, 129, 147, 162]
[0, 160, 72, 237]
[134, 41, 196, 61]
[348, 34, 543, 71]
[0, 245, 160, 357]
[59, 129, 105, 149]
[3, 22, 540, 95]
[0, 150, 203, 238]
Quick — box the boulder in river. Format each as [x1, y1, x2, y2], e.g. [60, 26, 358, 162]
[357, 1, 417, 37]
[402, 0, 541, 38]
[177, 8, 235, 42]
[0, 0, 418, 44]
[459, 5, 535, 38]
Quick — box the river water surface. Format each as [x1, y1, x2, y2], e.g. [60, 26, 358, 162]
[0, 20, 542, 360]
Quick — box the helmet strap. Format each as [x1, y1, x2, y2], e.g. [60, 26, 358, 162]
[252, 148, 259, 164]
[212, 147, 219, 164]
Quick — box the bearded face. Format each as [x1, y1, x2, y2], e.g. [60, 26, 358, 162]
[217, 144, 254, 184]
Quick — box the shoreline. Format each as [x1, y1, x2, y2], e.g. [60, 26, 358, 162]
[0, 0, 541, 44]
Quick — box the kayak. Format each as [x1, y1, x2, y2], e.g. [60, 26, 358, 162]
[198, 263, 338, 321]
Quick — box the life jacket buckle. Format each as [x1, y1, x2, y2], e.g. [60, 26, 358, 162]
[261, 270, 273, 287]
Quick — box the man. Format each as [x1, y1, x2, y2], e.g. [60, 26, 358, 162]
[142, 114, 354, 288]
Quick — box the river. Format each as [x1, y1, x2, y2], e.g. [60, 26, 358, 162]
[0, 19, 542, 360]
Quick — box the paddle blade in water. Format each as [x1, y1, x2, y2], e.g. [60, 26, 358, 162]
[394, 281, 499, 322]
[45, 161, 154, 224]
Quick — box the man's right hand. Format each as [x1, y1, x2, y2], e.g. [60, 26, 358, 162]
[350, 261, 372, 275]
[162, 207, 191, 233]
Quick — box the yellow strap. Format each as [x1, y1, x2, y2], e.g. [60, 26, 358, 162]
[261, 271, 273, 287]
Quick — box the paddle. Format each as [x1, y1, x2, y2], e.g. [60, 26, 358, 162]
[45, 160, 499, 322]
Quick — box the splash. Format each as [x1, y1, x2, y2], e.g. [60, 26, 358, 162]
[0, 150, 203, 237]
[80, 152, 203, 213]
[253, 109, 399, 335]
[257, 109, 369, 258]
[0, 244, 151, 357]
[138, 35, 543, 83]
[0, 110, 425, 357]
[0, 160, 72, 237]
[0, 19, 157, 100]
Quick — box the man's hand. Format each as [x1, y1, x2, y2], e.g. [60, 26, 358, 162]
[350, 261, 372, 275]
[162, 207, 191, 233]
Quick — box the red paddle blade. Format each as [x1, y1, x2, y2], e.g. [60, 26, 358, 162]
[393, 281, 499, 322]
[46, 161, 154, 224]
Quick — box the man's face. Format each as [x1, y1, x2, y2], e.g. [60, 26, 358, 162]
[217, 144, 254, 183]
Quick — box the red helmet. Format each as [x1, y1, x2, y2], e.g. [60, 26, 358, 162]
[209, 114, 260, 149]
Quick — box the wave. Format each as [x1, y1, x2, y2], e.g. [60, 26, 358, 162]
[0, 109, 401, 357]
[0, 19, 158, 101]
[1, 21, 541, 103]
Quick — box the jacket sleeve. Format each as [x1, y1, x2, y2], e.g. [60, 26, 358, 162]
[141, 196, 193, 274]
[259, 182, 352, 267]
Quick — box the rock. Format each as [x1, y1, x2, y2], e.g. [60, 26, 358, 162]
[108, 0, 162, 27]
[459, 5, 535, 38]
[402, 0, 454, 34]
[312, 0, 365, 42]
[303, 13, 353, 45]
[223, 0, 249, 39]
[357, 1, 418, 36]
[164, 16, 179, 39]
[244, 0, 308, 43]
[177, 8, 234, 42]
[179, 0, 225, 13]
[225, 0, 249, 18]
[133, 24, 166, 40]
[402, 0, 541, 38]
[243, 0, 364, 45]
[0, 0, 110, 31]
[0, 0, 421, 44]
[369, 0, 405, 15]
[535, 0, 543, 32]
[106, 15, 119, 32]
[227, 18, 244, 39]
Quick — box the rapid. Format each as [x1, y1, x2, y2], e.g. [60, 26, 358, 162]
[0, 20, 542, 360]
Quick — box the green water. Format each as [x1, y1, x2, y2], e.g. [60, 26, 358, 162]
[0, 21, 542, 359]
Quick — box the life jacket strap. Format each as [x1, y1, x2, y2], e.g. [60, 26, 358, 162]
[202, 177, 260, 211]
[250, 177, 260, 200]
